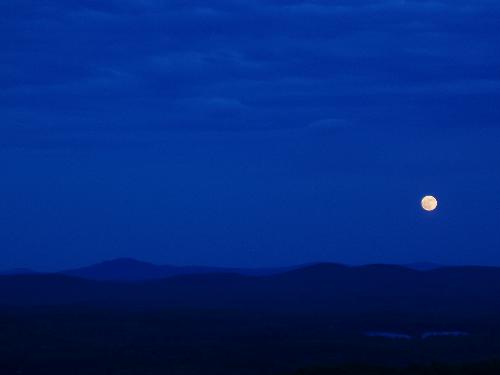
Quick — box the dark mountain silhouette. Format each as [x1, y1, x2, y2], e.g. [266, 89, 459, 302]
[404, 262, 444, 271]
[60, 257, 300, 281]
[0, 268, 37, 275]
[62, 258, 176, 281]
[1, 263, 500, 316]
[3, 263, 500, 374]
[1, 258, 446, 281]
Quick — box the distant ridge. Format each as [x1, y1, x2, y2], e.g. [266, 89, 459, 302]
[2, 263, 500, 314]
[0, 268, 37, 275]
[60, 258, 299, 281]
[63, 258, 172, 281]
[404, 262, 443, 271]
[1, 259, 448, 280]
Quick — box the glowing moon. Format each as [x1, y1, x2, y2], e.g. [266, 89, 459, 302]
[421, 195, 438, 211]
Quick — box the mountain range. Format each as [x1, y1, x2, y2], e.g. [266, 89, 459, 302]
[0, 258, 443, 281]
[2, 259, 500, 374]
[0, 260, 499, 317]
[60, 257, 301, 281]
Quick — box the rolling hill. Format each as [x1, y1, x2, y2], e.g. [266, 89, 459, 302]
[60, 257, 298, 281]
[1, 263, 500, 317]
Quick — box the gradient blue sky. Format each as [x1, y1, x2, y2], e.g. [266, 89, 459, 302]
[1, 0, 500, 270]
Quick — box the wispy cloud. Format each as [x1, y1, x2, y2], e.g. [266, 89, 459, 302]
[1, 0, 500, 145]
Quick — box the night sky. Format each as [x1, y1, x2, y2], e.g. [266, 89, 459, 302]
[1, 1, 500, 270]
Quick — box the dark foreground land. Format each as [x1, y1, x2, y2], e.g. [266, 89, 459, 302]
[2, 306, 500, 375]
[1, 263, 500, 374]
[295, 362, 500, 375]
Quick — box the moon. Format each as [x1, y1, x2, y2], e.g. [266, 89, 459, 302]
[421, 195, 438, 211]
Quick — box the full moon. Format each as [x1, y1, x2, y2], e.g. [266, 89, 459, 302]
[421, 195, 438, 211]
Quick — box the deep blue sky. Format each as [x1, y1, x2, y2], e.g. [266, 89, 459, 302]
[1, 0, 500, 270]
